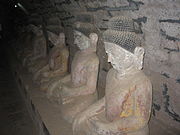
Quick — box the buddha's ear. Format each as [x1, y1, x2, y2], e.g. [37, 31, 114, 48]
[89, 33, 98, 44]
[134, 47, 144, 57]
[73, 30, 81, 38]
[134, 47, 145, 70]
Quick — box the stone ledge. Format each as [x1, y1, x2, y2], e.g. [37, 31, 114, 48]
[7, 49, 72, 135]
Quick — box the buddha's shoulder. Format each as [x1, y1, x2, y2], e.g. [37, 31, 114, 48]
[106, 68, 116, 79]
[61, 47, 69, 54]
[88, 54, 99, 63]
[61, 46, 68, 51]
[134, 71, 151, 84]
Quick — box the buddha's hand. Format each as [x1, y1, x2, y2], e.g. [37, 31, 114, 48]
[60, 85, 73, 99]
[60, 85, 75, 104]
[40, 77, 49, 83]
[42, 71, 50, 77]
[47, 81, 62, 98]
[89, 117, 110, 135]
[73, 111, 87, 134]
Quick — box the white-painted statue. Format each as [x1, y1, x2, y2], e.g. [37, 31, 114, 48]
[73, 30, 152, 135]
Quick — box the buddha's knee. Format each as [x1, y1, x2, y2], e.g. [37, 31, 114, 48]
[61, 99, 84, 123]
[128, 125, 149, 135]
[61, 105, 75, 123]
[73, 118, 91, 135]
[40, 81, 49, 91]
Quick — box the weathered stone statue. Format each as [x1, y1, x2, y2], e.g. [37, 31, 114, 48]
[73, 30, 152, 135]
[16, 24, 37, 63]
[47, 28, 99, 123]
[25, 25, 47, 73]
[33, 32, 69, 91]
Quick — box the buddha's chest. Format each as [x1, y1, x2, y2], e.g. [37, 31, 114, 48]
[53, 50, 63, 69]
[33, 37, 46, 54]
[105, 77, 135, 121]
[71, 56, 89, 86]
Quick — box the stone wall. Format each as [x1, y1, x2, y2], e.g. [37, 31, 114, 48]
[14, 0, 180, 133]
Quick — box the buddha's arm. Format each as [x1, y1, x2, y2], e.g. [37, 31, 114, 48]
[50, 50, 69, 76]
[47, 74, 71, 97]
[31, 52, 43, 60]
[85, 97, 105, 116]
[59, 74, 71, 83]
[49, 74, 70, 88]
[37, 64, 49, 72]
[91, 82, 152, 134]
[49, 67, 66, 76]
[73, 97, 105, 132]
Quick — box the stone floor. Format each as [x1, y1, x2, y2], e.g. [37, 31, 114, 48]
[0, 47, 37, 135]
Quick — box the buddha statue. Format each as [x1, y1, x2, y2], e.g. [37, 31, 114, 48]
[73, 30, 152, 135]
[47, 28, 99, 123]
[25, 25, 47, 73]
[33, 32, 69, 91]
[16, 24, 37, 63]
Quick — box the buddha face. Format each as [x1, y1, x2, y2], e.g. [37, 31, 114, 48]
[74, 30, 90, 50]
[59, 33, 65, 43]
[105, 42, 144, 71]
[56, 33, 65, 46]
[31, 25, 43, 36]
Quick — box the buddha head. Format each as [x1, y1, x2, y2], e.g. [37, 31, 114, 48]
[74, 30, 90, 50]
[31, 25, 43, 36]
[73, 30, 98, 52]
[56, 32, 65, 46]
[47, 31, 65, 47]
[104, 30, 144, 71]
[73, 22, 98, 51]
[108, 16, 136, 32]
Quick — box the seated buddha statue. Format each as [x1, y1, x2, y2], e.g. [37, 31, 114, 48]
[16, 24, 37, 63]
[73, 30, 152, 135]
[47, 29, 99, 123]
[25, 25, 47, 73]
[33, 33, 69, 91]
